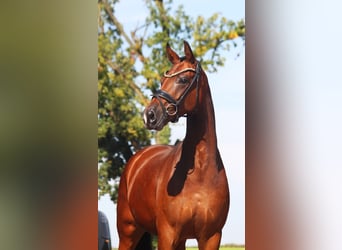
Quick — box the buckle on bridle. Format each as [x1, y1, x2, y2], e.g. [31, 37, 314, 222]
[165, 103, 178, 116]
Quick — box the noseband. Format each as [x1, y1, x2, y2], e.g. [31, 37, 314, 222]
[152, 62, 201, 122]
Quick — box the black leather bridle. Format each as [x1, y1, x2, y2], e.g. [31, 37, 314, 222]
[152, 62, 201, 123]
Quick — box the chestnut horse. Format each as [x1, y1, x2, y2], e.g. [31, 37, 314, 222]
[117, 41, 229, 250]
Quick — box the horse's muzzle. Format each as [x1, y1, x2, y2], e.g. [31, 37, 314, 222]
[143, 105, 166, 131]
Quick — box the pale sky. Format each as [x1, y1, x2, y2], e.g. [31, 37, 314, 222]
[98, 0, 245, 247]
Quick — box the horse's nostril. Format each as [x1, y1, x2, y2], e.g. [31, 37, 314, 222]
[148, 110, 156, 123]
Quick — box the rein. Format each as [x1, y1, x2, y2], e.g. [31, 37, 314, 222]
[152, 62, 201, 122]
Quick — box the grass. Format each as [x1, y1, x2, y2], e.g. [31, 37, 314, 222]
[186, 246, 244, 250]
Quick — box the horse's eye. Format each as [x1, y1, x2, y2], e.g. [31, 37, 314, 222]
[177, 77, 189, 84]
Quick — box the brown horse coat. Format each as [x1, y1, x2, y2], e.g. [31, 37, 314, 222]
[117, 41, 229, 250]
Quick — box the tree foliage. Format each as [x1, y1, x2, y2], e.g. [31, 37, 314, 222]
[98, 0, 245, 202]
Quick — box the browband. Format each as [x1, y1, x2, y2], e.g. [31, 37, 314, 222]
[164, 68, 196, 78]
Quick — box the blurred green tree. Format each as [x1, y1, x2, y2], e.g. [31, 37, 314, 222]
[98, 0, 245, 202]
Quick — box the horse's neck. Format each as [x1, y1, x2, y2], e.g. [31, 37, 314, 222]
[183, 86, 218, 166]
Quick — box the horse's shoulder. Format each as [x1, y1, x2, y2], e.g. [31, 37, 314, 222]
[137, 143, 180, 158]
[123, 144, 180, 187]
[125, 144, 179, 172]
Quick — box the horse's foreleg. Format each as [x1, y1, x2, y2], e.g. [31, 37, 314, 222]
[117, 177, 144, 250]
[157, 233, 175, 250]
[197, 232, 222, 250]
[157, 223, 182, 250]
[117, 221, 144, 250]
[117, 208, 144, 250]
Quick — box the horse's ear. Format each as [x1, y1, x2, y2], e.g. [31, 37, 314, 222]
[166, 43, 180, 64]
[183, 41, 195, 63]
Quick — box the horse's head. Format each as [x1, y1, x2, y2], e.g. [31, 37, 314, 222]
[144, 41, 203, 131]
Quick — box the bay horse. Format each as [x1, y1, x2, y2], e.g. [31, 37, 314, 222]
[117, 41, 229, 250]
